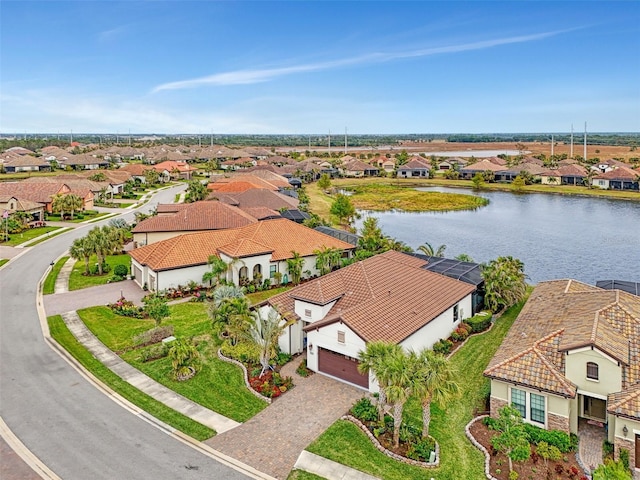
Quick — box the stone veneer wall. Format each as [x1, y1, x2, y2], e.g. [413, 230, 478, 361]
[614, 437, 636, 474]
[548, 412, 570, 433]
[490, 397, 507, 418]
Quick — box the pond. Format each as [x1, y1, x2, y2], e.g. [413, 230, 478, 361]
[354, 187, 640, 285]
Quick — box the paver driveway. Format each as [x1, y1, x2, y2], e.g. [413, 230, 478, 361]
[206, 358, 363, 480]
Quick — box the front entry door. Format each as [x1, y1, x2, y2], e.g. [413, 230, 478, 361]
[635, 434, 639, 468]
[584, 396, 606, 421]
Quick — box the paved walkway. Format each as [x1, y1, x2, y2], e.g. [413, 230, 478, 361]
[54, 257, 75, 294]
[206, 355, 363, 479]
[60, 310, 240, 433]
[293, 451, 380, 480]
[44, 280, 147, 316]
[577, 418, 605, 473]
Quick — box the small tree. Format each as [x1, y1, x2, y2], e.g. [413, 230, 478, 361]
[418, 241, 446, 258]
[168, 339, 200, 381]
[512, 175, 526, 192]
[69, 236, 93, 275]
[317, 173, 332, 190]
[471, 172, 485, 190]
[330, 193, 356, 226]
[144, 294, 170, 327]
[491, 405, 531, 474]
[592, 459, 632, 480]
[536, 441, 561, 476]
[202, 255, 227, 286]
[185, 180, 208, 203]
[242, 309, 290, 377]
[286, 251, 304, 285]
[482, 256, 528, 312]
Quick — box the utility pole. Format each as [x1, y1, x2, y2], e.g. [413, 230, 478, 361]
[210, 130, 213, 147]
[70, 129, 73, 144]
[344, 127, 348, 155]
[583, 122, 587, 163]
[128, 129, 131, 146]
[551, 134, 554, 157]
[570, 124, 574, 158]
[328, 129, 331, 156]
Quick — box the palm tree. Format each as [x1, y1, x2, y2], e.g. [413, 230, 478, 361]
[286, 251, 304, 285]
[384, 349, 414, 449]
[410, 349, 461, 438]
[202, 255, 227, 286]
[51, 194, 66, 219]
[482, 256, 527, 312]
[358, 341, 403, 421]
[418, 242, 447, 257]
[207, 285, 249, 343]
[242, 309, 291, 377]
[69, 236, 93, 275]
[63, 194, 83, 220]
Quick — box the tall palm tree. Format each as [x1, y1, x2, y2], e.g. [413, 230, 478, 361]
[51, 194, 66, 218]
[63, 194, 83, 220]
[384, 349, 414, 449]
[418, 242, 447, 257]
[69, 236, 93, 275]
[242, 309, 291, 377]
[286, 251, 304, 285]
[410, 349, 461, 438]
[207, 285, 249, 344]
[358, 341, 403, 421]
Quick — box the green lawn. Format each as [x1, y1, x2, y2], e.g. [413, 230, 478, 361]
[77, 302, 267, 422]
[0, 259, 9, 268]
[1, 226, 61, 246]
[47, 314, 215, 440]
[23, 228, 72, 246]
[46, 210, 109, 223]
[287, 470, 327, 480]
[68, 254, 131, 291]
[43, 256, 69, 295]
[307, 297, 528, 480]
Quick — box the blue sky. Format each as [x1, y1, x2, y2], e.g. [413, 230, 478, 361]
[1, 1, 639, 134]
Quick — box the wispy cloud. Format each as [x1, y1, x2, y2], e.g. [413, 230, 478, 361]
[98, 24, 132, 42]
[152, 30, 569, 93]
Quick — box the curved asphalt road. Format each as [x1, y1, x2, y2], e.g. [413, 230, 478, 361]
[0, 185, 252, 480]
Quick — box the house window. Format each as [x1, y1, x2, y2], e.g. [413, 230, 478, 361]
[453, 304, 459, 323]
[253, 264, 262, 278]
[337, 330, 345, 344]
[586, 362, 599, 380]
[511, 388, 526, 418]
[270, 265, 277, 279]
[304, 309, 311, 318]
[239, 266, 248, 280]
[530, 393, 545, 424]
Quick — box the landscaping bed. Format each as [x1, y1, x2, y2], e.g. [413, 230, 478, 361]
[469, 419, 586, 480]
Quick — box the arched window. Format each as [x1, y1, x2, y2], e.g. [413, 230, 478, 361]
[586, 362, 599, 380]
[239, 266, 248, 280]
[253, 264, 262, 278]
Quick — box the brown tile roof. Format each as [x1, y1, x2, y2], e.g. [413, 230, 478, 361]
[462, 159, 507, 172]
[132, 201, 258, 233]
[608, 383, 640, 420]
[239, 207, 281, 220]
[0, 182, 68, 203]
[119, 164, 152, 176]
[3, 156, 49, 167]
[267, 250, 475, 344]
[129, 218, 354, 271]
[212, 188, 298, 210]
[154, 160, 195, 172]
[594, 165, 638, 180]
[209, 181, 264, 193]
[541, 164, 588, 177]
[398, 158, 431, 170]
[485, 280, 640, 398]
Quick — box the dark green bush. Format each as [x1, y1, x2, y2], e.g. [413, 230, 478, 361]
[466, 312, 493, 333]
[524, 424, 574, 452]
[350, 397, 378, 423]
[433, 338, 453, 355]
[114, 264, 129, 277]
[406, 436, 436, 462]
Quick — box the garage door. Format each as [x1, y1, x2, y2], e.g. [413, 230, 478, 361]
[318, 348, 368, 388]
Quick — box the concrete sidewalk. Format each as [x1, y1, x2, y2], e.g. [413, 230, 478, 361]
[54, 257, 74, 294]
[44, 280, 146, 316]
[60, 310, 240, 434]
[293, 451, 381, 480]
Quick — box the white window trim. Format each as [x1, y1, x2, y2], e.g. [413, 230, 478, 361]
[509, 386, 547, 428]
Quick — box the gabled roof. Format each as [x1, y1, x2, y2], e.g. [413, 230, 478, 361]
[461, 159, 506, 172]
[608, 383, 640, 420]
[129, 218, 354, 271]
[212, 188, 298, 210]
[267, 250, 475, 344]
[541, 164, 588, 177]
[0, 181, 68, 203]
[485, 280, 640, 397]
[343, 159, 377, 171]
[398, 158, 431, 170]
[3, 155, 49, 167]
[132, 201, 258, 233]
[594, 165, 638, 180]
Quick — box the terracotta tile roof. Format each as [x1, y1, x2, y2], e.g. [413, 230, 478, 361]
[267, 250, 475, 344]
[608, 383, 640, 420]
[209, 181, 264, 193]
[129, 218, 354, 271]
[119, 164, 152, 176]
[541, 164, 588, 177]
[132, 201, 258, 233]
[212, 188, 298, 210]
[153, 160, 195, 172]
[0, 181, 68, 203]
[239, 207, 281, 220]
[218, 238, 273, 258]
[594, 165, 638, 180]
[398, 158, 431, 170]
[461, 159, 507, 172]
[485, 280, 640, 397]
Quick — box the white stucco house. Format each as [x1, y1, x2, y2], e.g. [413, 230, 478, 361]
[261, 250, 475, 391]
[128, 218, 354, 292]
[484, 280, 640, 474]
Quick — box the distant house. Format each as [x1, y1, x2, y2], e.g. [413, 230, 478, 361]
[2, 156, 51, 173]
[212, 188, 299, 212]
[129, 218, 354, 292]
[260, 251, 475, 390]
[540, 164, 588, 186]
[484, 280, 640, 471]
[459, 159, 506, 180]
[132, 201, 259, 246]
[340, 160, 378, 177]
[592, 166, 639, 191]
[0, 182, 93, 212]
[57, 154, 109, 170]
[153, 160, 195, 180]
[0, 195, 46, 221]
[438, 157, 468, 171]
[397, 157, 431, 178]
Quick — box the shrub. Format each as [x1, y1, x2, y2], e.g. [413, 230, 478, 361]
[433, 338, 453, 355]
[133, 326, 174, 346]
[406, 437, 436, 462]
[466, 312, 493, 333]
[603, 440, 615, 459]
[524, 424, 574, 452]
[114, 264, 128, 277]
[619, 448, 630, 470]
[109, 296, 145, 318]
[350, 397, 378, 423]
[399, 423, 420, 444]
[509, 470, 519, 480]
[274, 351, 292, 366]
[140, 343, 169, 362]
[220, 341, 260, 363]
[295, 359, 312, 377]
[483, 416, 499, 430]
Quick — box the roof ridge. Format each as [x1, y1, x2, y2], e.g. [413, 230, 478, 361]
[485, 345, 537, 374]
[532, 348, 575, 395]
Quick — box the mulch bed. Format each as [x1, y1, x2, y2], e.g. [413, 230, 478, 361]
[469, 420, 588, 480]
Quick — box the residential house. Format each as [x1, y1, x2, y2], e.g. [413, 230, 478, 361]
[459, 159, 506, 180]
[340, 159, 379, 177]
[592, 166, 639, 191]
[397, 157, 431, 178]
[128, 218, 354, 292]
[212, 188, 299, 212]
[57, 154, 109, 170]
[540, 164, 589, 186]
[2, 155, 51, 173]
[438, 157, 468, 171]
[381, 159, 396, 174]
[260, 251, 475, 390]
[0, 182, 93, 213]
[132, 201, 259, 246]
[484, 280, 640, 472]
[153, 160, 195, 180]
[0, 195, 46, 221]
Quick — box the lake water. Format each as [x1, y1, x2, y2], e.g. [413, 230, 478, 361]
[354, 187, 640, 285]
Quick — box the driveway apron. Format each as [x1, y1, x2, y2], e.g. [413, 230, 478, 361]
[206, 361, 363, 479]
